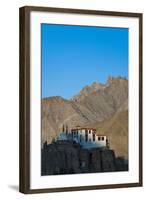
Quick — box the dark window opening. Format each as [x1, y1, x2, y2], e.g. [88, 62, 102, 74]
[80, 135, 82, 142]
[85, 132, 88, 142]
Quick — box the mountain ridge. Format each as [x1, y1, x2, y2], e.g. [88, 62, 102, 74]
[41, 76, 128, 158]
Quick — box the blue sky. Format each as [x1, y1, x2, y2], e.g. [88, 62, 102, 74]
[41, 24, 128, 99]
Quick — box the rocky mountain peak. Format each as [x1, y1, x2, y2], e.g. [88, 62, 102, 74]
[107, 76, 128, 85]
[71, 76, 127, 102]
[71, 81, 105, 102]
[42, 96, 68, 104]
[91, 81, 105, 90]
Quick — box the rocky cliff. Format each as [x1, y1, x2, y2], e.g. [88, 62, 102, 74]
[42, 76, 128, 158]
[41, 141, 128, 175]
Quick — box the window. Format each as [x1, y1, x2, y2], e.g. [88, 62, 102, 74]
[93, 133, 95, 141]
[89, 130, 91, 134]
[80, 135, 82, 142]
[98, 137, 101, 141]
[85, 132, 88, 142]
[102, 136, 104, 140]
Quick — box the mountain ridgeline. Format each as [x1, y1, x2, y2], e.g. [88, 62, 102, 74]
[42, 76, 128, 158]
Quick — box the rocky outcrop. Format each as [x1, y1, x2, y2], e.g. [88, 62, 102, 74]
[41, 141, 128, 176]
[71, 82, 106, 102]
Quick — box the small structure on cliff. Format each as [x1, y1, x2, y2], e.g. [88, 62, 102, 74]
[57, 125, 108, 149]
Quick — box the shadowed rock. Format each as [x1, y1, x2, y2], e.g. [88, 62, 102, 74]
[41, 141, 128, 176]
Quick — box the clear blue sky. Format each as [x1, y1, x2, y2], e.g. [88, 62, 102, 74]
[41, 24, 128, 99]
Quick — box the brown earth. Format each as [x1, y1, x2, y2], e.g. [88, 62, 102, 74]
[95, 110, 128, 158]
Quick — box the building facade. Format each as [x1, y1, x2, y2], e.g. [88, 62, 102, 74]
[57, 125, 108, 149]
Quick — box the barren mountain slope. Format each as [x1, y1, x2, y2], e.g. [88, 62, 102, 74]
[95, 110, 128, 158]
[42, 76, 128, 158]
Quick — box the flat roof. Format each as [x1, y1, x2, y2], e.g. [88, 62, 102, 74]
[71, 127, 96, 131]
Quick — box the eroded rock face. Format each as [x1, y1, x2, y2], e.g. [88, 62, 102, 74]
[41, 141, 127, 176]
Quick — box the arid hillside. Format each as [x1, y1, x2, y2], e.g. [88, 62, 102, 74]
[95, 110, 128, 158]
[41, 76, 128, 158]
